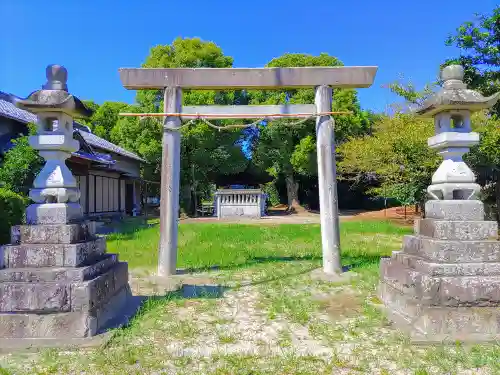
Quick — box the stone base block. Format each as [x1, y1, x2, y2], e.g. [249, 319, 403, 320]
[0, 290, 143, 352]
[2, 237, 106, 268]
[12, 221, 96, 245]
[26, 203, 83, 225]
[394, 252, 500, 277]
[0, 285, 132, 339]
[0, 261, 128, 313]
[425, 200, 485, 221]
[380, 257, 500, 306]
[414, 218, 498, 241]
[402, 235, 500, 263]
[379, 282, 500, 343]
[0, 254, 117, 283]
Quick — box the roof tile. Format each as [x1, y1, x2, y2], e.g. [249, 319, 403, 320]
[0, 94, 144, 162]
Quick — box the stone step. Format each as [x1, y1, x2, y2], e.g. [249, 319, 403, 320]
[414, 218, 497, 241]
[11, 221, 97, 245]
[0, 285, 131, 339]
[380, 257, 423, 295]
[2, 237, 106, 268]
[0, 262, 128, 313]
[380, 282, 500, 342]
[402, 235, 500, 263]
[394, 252, 500, 277]
[380, 258, 500, 307]
[424, 200, 485, 221]
[0, 254, 118, 283]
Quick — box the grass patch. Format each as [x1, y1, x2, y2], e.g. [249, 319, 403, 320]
[109, 219, 409, 270]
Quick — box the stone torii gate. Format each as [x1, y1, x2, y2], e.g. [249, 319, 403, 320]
[119, 66, 378, 277]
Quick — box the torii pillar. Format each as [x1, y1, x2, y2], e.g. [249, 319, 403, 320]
[118, 66, 378, 276]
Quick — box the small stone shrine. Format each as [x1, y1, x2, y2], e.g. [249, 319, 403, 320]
[379, 65, 500, 342]
[0, 65, 131, 342]
[214, 189, 266, 219]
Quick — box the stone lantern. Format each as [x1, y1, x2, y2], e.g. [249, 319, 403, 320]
[16, 65, 92, 223]
[378, 65, 500, 343]
[0, 65, 132, 346]
[417, 65, 499, 205]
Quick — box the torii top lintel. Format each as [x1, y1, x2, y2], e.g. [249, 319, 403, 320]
[118, 66, 378, 90]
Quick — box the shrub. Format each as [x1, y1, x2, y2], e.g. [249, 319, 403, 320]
[0, 188, 26, 245]
[263, 181, 280, 207]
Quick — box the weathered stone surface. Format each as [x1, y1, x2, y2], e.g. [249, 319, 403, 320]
[10, 226, 20, 245]
[16, 221, 96, 244]
[425, 200, 485, 221]
[3, 237, 105, 268]
[0, 284, 132, 338]
[94, 285, 132, 334]
[380, 282, 500, 342]
[415, 218, 498, 241]
[395, 252, 500, 276]
[0, 259, 125, 313]
[0, 286, 131, 338]
[402, 235, 500, 263]
[0, 254, 118, 283]
[0, 283, 70, 312]
[26, 203, 83, 225]
[0, 311, 97, 338]
[71, 263, 128, 311]
[381, 257, 500, 307]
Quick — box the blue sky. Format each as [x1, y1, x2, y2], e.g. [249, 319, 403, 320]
[0, 0, 496, 113]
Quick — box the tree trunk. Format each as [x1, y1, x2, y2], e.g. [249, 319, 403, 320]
[180, 184, 192, 216]
[285, 174, 304, 212]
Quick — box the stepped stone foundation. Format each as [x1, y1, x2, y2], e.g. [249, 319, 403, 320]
[0, 221, 131, 339]
[379, 201, 500, 342]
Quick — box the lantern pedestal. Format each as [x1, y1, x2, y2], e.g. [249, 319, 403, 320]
[379, 204, 500, 343]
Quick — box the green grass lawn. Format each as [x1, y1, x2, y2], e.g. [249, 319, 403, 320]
[1, 219, 499, 375]
[108, 219, 409, 271]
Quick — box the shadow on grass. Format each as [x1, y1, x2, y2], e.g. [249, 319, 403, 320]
[103, 220, 159, 239]
[178, 253, 383, 275]
[177, 255, 321, 274]
[106, 283, 227, 346]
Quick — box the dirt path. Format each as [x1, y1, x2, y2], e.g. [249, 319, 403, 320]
[181, 206, 418, 225]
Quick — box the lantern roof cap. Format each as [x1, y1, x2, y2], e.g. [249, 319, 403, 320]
[416, 65, 500, 117]
[15, 65, 93, 119]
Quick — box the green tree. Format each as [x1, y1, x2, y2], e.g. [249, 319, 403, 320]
[80, 100, 100, 129]
[89, 101, 129, 141]
[444, 5, 500, 115]
[250, 53, 371, 209]
[0, 124, 43, 195]
[111, 37, 248, 214]
[337, 113, 440, 207]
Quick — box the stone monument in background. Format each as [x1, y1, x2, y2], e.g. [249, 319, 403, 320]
[0, 65, 131, 344]
[379, 65, 500, 342]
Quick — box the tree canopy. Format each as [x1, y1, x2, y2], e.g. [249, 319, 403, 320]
[444, 6, 500, 115]
[249, 53, 372, 209]
[0, 124, 43, 195]
[111, 38, 248, 213]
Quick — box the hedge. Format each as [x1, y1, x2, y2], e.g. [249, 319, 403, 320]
[0, 188, 26, 245]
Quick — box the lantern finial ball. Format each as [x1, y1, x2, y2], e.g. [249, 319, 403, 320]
[43, 64, 68, 91]
[441, 65, 464, 82]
